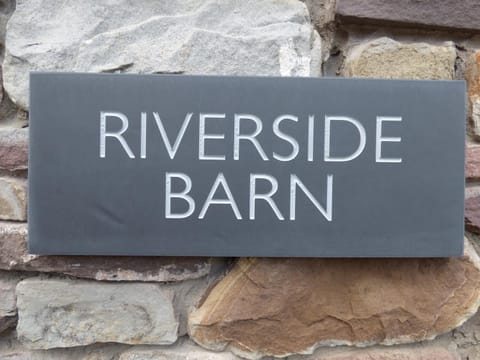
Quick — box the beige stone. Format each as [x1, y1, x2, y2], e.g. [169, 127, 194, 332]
[342, 37, 456, 80]
[189, 239, 480, 359]
[466, 52, 480, 140]
[0, 177, 27, 221]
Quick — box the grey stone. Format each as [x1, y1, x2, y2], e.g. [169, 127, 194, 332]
[336, 0, 480, 33]
[342, 37, 456, 80]
[3, 0, 321, 110]
[0, 271, 20, 333]
[0, 177, 27, 221]
[119, 338, 240, 360]
[287, 346, 457, 360]
[450, 307, 480, 360]
[0, 128, 28, 171]
[0, 331, 130, 360]
[0, 221, 212, 282]
[16, 278, 178, 349]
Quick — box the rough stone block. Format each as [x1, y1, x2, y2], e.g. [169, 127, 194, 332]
[466, 196, 480, 234]
[342, 37, 455, 80]
[3, 0, 321, 110]
[119, 339, 240, 360]
[0, 221, 211, 282]
[466, 145, 480, 181]
[466, 52, 480, 140]
[0, 271, 21, 334]
[466, 185, 480, 200]
[16, 278, 178, 349]
[289, 346, 457, 360]
[0, 331, 130, 360]
[189, 239, 480, 359]
[0, 177, 27, 221]
[336, 0, 480, 33]
[0, 128, 28, 171]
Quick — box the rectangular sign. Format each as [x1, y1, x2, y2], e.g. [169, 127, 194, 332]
[29, 73, 465, 257]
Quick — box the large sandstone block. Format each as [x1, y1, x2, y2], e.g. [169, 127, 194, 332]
[16, 278, 178, 349]
[0, 221, 211, 281]
[0, 177, 27, 221]
[189, 239, 480, 359]
[0, 128, 28, 171]
[3, 0, 321, 110]
[342, 37, 456, 80]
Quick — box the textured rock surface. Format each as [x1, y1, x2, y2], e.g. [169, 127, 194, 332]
[0, 272, 20, 333]
[289, 346, 457, 360]
[451, 308, 480, 360]
[0, 128, 28, 171]
[470, 98, 480, 140]
[0, 177, 27, 221]
[466, 52, 480, 140]
[0, 331, 130, 360]
[3, 0, 321, 110]
[119, 339, 240, 360]
[466, 185, 480, 199]
[16, 278, 178, 349]
[189, 239, 480, 359]
[466, 145, 480, 181]
[466, 196, 480, 234]
[336, 0, 480, 33]
[342, 37, 456, 80]
[0, 222, 211, 281]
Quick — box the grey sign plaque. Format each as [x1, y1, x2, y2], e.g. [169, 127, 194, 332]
[29, 73, 465, 257]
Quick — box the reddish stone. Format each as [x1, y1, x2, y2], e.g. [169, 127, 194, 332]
[466, 196, 480, 234]
[336, 0, 480, 33]
[0, 128, 28, 171]
[466, 146, 480, 181]
[0, 222, 211, 282]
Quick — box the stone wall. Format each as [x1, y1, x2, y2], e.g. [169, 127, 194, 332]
[1, 0, 480, 359]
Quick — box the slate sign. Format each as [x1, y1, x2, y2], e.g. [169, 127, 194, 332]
[29, 73, 465, 257]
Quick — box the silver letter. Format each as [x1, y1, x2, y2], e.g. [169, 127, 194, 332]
[165, 173, 195, 219]
[249, 174, 284, 220]
[199, 173, 242, 219]
[150, 112, 192, 159]
[100, 111, 135, 158]
[376, 116, 402, 163]
[308, 115, 315, 162]
[234, 114, 268, 161]
[290, 174, 333, 221]
[199, 113, 226, 160]
[272, 115, 299, 162]
[324, 116, 366, 162]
